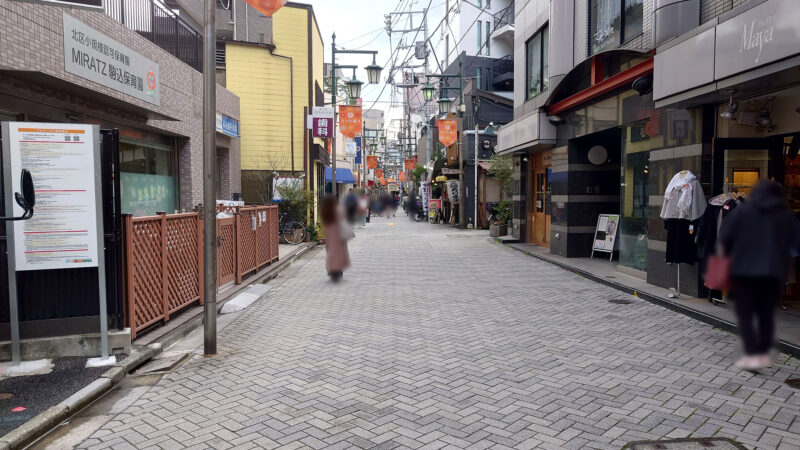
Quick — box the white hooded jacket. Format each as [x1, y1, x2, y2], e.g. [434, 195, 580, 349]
[660, 170, 706, 221]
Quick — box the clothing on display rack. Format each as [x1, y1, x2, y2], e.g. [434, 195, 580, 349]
[698, 196, 743, 259]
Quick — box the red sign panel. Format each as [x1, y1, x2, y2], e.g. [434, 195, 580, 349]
[339, 105, 362, 138]
[438, 119, 457, 147]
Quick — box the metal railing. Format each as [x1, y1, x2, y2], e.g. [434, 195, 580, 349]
[105, 0, 203, 72]
[123, 206, 279, 338]
[494, 4, 515, 29]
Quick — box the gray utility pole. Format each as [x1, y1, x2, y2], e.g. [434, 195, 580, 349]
[202, 0, 217, 356]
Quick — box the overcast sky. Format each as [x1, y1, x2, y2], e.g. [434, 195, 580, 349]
[305, 0, 443, 128]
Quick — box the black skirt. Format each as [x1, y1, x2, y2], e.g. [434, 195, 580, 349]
[665, 218, 697, 264]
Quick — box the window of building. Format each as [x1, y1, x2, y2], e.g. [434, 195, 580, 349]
[119, 137, 178, 216]
[477, 20, 482, 54]
[476, 68, 482, 90]
[485, 21, 491, 56]
[477, 0, 481, 6]
[590, 0, 643, 55]
[487, 0, 491, 8]
[526, 25, 549, 99]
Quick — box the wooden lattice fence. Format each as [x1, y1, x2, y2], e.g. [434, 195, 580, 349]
[123, 206, 280, 338]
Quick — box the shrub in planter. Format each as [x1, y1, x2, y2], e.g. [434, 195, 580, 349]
[489, 199, 512, 237]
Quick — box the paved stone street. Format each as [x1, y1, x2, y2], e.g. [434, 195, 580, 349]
[78, 215, 800, 449]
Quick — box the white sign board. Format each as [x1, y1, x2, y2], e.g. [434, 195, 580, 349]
[312, 106, 334, 120]
[6, 123, 99, 271]
[63, 13, 161, 106]
[591, 214, 620, 260]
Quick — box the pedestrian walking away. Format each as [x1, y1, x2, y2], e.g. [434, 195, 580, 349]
[720, 180, 800, 370]
[321, 195, 351, 282]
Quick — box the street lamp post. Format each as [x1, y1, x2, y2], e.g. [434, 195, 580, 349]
[330, 33, 382, 197]
[424, 60, 465, 227]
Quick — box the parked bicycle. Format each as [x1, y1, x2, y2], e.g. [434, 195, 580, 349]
[279, 212, 307, 245]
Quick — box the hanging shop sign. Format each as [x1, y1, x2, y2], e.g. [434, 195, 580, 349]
[63, 13, 160, 106]
[590, 214, 620, 260]
[367, 155, 378, 169]
[375, 169, 384, 178]
[405, 158, 416, 170]
[387, 177, 396, 183]
[446, 179, 460, 204]
[438, 119, 458, 147]
[4, 123, 101, 271]
[311, 106, 334, 138]
[346, 141, 357, 157]
[399, 172, 406, 181]
[216, 113, 239, 137]
[339, 105, 362, 138]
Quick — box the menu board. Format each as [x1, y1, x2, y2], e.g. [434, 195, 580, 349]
[5, 123, 99, 271]
[592, 214, 619, 254]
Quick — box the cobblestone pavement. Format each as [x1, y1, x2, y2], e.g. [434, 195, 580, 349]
[79, 215, 800, 449]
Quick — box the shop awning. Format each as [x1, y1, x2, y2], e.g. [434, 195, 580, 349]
[325, 167, 356, 184]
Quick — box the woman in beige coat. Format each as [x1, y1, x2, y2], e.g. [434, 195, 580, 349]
[321, 195, 350, 282]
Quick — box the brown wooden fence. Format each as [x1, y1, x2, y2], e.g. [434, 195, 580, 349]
[123, 205, 279, 338]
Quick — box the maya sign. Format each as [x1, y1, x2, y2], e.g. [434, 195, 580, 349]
[339, 105, 362, 138]
[63, 13, 160, 106]
[438, 119, 458, 147]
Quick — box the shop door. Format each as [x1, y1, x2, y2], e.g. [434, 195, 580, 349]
[532, 168, 549, 246]
[712, 138, 783, 196]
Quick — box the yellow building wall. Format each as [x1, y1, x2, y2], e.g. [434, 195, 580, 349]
[226, 5, 313, 173]
[272, 5, 310, 173]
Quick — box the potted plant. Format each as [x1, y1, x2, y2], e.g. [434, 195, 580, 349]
[489, 199, 512, 237]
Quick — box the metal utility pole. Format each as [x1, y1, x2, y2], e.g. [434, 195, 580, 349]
[330, 33, 338, 193]
[473, 123, 479, 229]
[202, 0, 217, 356]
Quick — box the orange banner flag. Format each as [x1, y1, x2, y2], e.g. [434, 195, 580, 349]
[339, 105, 362, 138]
[375, 169, 384, 178]
[366, 155, 378, 169]
[438, 119, 458, 147]
[399, 172, 406, 181]
[404, 159, 416, 170]
[243, 0, 287, 17]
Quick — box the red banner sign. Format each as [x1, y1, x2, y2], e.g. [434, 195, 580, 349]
[399, 172, 406, 181]
[375, 169, 384, 178]
[339, 105, 362, 138]
[438, 119, 458, 147]
[405, 158, 416, 170]
[243, 0, 287, 17]
[366, 155, 378, 169]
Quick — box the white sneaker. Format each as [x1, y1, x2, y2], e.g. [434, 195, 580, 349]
[754, 354, 772, 369]
[735, 356, 758, 370]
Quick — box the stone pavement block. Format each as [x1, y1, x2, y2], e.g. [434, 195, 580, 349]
[72, 218, 800, 448]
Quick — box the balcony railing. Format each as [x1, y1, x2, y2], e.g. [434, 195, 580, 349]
[105, 0, 203, 72]
[494, 4, 515, 29]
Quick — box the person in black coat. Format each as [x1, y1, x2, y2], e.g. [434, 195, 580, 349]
[719, 180, 800, 370]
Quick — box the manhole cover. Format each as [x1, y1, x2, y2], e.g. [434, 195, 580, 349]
[609, 298, 633, 304]
[625, 437, 747, 449]
[0, 393, 13, 400]
[785, 378, 800, 389]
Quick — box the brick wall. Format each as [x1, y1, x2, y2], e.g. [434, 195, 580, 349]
[0, 0, 241, 209]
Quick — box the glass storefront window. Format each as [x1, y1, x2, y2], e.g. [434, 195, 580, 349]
[120, 138, 177, 216]
[590, 0, 621, 55]
[619, 123, 650, 272]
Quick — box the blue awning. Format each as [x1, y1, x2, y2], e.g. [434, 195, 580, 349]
[325, 167, 356, 184]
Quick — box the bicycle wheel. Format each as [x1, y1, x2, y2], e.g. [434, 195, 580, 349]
[282, 220, 306, 245]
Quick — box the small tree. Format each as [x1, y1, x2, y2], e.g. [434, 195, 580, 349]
[274, 179, 314, 224]
[411, 164, 426, 184]
[487, 153, 513, 198]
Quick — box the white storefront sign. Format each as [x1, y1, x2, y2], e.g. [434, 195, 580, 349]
[63, 13, 161, 106]
[5, 123, 100, 271]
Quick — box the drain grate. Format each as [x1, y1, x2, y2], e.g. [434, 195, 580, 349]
[625, 437, 747, 449]
[785, 378, 800, 389]
[609, 298, 633, 305]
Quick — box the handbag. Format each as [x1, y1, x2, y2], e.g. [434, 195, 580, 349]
[339, 219, 355, 242]
[704, 254, 731, 291]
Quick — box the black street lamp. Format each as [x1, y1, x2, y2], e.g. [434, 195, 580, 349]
[438, 97, 454, 115]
